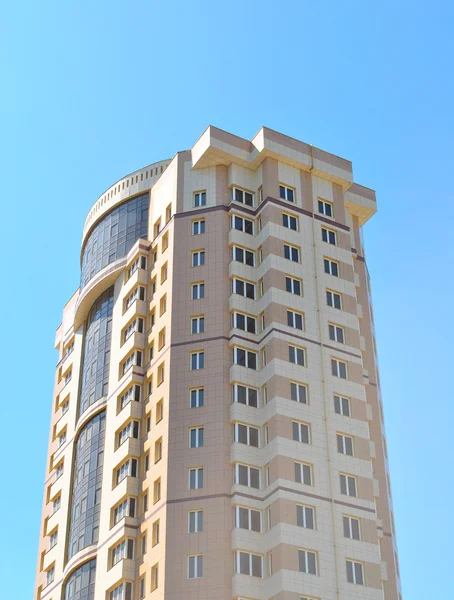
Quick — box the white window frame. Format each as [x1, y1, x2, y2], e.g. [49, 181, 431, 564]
[298, 549, 317, 575]
[193, 191, 206, 207]
[289, 345, 306, 366]
[343, 515, 361, 540]
[235, 551, 263, 578]
[127, 255, 147, 280]
[337, 433, 354, 456]
[232, 384, 259, 408]
[230, 214, 254, 235]
[189, 467, 204, 489]
[279, 184, 295, 203]
[189, 427, 204, 448]
[188, 509, 203, 533]
[283, 212, 298, 230]
[123, 317, 144, 343]
[234, 463, 261, 489]
[292, 421, 311, 444]
[327, 290, 342, 309]
[190, 351, 205, 370]
[290, 381, 308, 404]
[285, 276, 302, 295]
[188, 554, 203, 579]
[296, 505, 315, 529]
[318, 198, 333, 217]
[192, 250, 205, 267]
[284, 243, 300, 262]
[125, 286, 146, 310]
[287, 310, 304, 330]
[190, 387, 204, 408]
[324, 258, 339, 276]
[191, 282, 205, 299]
[346, 559, 364, 585]
[232, 245, 255, 267]
[234, 506, 262, 532]
[322, 227, 337, 245]
[232, 277, 256, 300]
[234, 423, 260, 448]
[331, 358, 347, 379]
[329, 323, 345, 343]
[334, 394, 351, 416]
[119, 384, 141, 411]
[191, 316, 205, 334]
[294, 461, 313, 486]
[232, 312, 257, 334]
[233, 347, 258, 370]
[232, 186, 254, 207]
[340, 473, 357, 497]
[122, 350, 143, 375]
[192, 219, 206, 235]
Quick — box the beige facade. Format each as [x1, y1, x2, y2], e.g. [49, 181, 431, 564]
[35, 126, 402, 600]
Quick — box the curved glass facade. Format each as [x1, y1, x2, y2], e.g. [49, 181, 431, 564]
[79, 287, 114, 417]
[67, 412, 106, 559]
[64, 559, 96, 600]
[81, 193, 149, 288]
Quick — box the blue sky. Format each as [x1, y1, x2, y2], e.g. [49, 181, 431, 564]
[1, 0, 452, 597]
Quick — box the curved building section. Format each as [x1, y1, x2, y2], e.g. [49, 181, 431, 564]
[64, 559, 96, 600]
[78, 287, 114, 417]
[80, 192, 149, 288]
[67, 412, 106, 559]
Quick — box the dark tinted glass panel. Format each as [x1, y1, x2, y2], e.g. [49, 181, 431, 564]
[68, 413, 106, 559]
[64, 559, 96, 600]
[81, 193, 149, 288]
[79, 287, 114, 417]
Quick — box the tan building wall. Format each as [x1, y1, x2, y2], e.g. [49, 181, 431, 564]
[35, 126, 402, 600]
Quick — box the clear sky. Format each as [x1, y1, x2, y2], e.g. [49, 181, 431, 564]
[1, 0, 452, 597]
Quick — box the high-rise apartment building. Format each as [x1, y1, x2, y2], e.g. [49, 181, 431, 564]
[35, 126, 401, 600]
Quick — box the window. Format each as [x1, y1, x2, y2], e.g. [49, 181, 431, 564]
[116, 459, 138, 484]
[327, 290, 342, 309]
[160, 294, 167, 316]
[289, 345, 305, 366]
[192, 282, 205, 299]
[329, 324, 344, 343]
[298, 549, 317, 575]
[152, 519, 160, 546]
[191, 316, 205, 334]
[232, 278, 256, 299]
[297, 505, 315, 529]
[117, 420, 139, 447]
[324, 258, 339, 277]
[190, 388, 204, 408]
[189, 427, 204, 448]
[145, 413, 151, 433]
[192, 219, 205, 235]
[154, 218, 161, 238]
[161, 262, 168, 283]
[188, 554, 203, 579]
[157, 361, 165, 384]
[156, 399, 163, 423]
[151, 564, 159, 591]
[122, 350, 142, 375]
[62, 340, 74, 359]
[232, 186, 254, 206]
[194, 191, 206, 207]
[234, 423, 259, 447]
[110, 582, 132, 600]
[111, 538, 134, 566]
[188, 510, 203, 533]
[279, 185, 294, 202]
[144, 453, 150, 472]
[283, 213, 297, 230]
[334, 394, 350, 416]
[284, 244, 299, 262]
[346, 560, 364, 585]
[331, 358, 347, 379]
[49, 530, 58, 549]
[294, 462, 313, 486]
[113, 497, 136, 524]
[291, 382, 308, 404]
[118, 385, 141, 411]
[149, 310, 156, 331]
[61, 400, 69, 414]
[235, 506, 261, 532]
[190, 351, 204, 370]
[46, 566, 55, 586]
[192, 251, 205, 267]
[153, 478, 161, 503]
[55, 463, 64, 479]
[139, 578, 145, 600]
[337, 433, 354, 456]
[189, 467, 203, 489]
[235, 551, 263, 577]
[232, 384, 259, 408]
[161, 232, 169, 252]
[232, 312, 256, 334]
[232, 245, 255, 266]
[166, 203, 172, 223]
[127, 256, 147, 279]
[154, 437, 162, 462]
[258, 278, 264, 297]
[318, 198, 333, 217]
[233, 347, 258, 370]
[322, 227, 337, 245]
[286, 276, 302, 295]
[292, 421, 311, 444]
[287, 310, 304, 330]
[340, 473, 357, 497]
[230, 214, 254, 235]
[343, 516, 360, 540]
[52, 496, 61, 513]
[235, 463, 260, 489]
[63, 370, 72, 385]
[123, 317, 144, 342]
